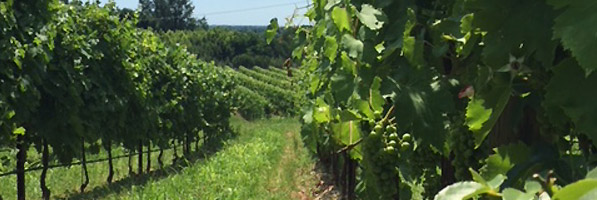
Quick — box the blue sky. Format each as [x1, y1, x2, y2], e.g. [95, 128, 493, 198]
[98, 0, 310, 26]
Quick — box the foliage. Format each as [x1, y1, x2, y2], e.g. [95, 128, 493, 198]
[238, 66, 294, 90]
[138, 0, 205, 31]
[286, 0, 597, 199]
[226, 67, 302, 117]
[0, 0, 235, 198]
[232, 86, 270, 120]
[160, 27, 294, 68]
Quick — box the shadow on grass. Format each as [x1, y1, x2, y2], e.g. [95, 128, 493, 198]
[59, 131, 238, 200]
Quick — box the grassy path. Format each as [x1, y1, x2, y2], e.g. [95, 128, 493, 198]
[99, 116, 320, 199]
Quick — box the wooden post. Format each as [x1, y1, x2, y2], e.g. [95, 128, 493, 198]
[16, 135, 26, 200]
[41, 139, 50, 199]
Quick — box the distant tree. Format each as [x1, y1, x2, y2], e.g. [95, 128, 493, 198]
[138, 0, 207, 31]
[118, 8, 135, 20]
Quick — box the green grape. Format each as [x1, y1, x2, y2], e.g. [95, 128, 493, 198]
[400, 142, 411, 152]
[374, 110, 382, 119]
[387, 140, 397, 147]
[402, 133, 412, 142]
[374, 124, 383, 133]
[383, 146, 393, 152]
[369, 131, 378, 138]
[386, 125, 397, 133]
[389, 133, 399, 140]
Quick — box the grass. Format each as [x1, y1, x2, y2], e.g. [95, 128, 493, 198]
[0, 116, 319, 199]
[100, 116, 318, 199]
[0, 140, 188, 199]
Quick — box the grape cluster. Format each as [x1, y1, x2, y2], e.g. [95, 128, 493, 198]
[412, 146, 442, 198]
[363, 118, 413, 198]
[448, 127, 479, 180]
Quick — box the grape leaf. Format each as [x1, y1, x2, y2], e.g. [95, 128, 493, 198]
[552, 179, 597, 200]
[341, 34, 363, 58]
[465, 73, 512, 147]
[548, 0, 597, 75]
[545, 59, 597, 146]
[480, 142, 530, 180]
[434, 181, 489, 200]
[265, 18, 279, 44]
[331, 7, 351, 33]
[502, 188, 535, 200]
[13, 127, 26, 135]
[324, 36, 338, 61]
[356, 4, 385, 30]
[465, 98, 492, 131]
[466, 0, 557, 69]
[313, 98, 331, 123]
[369, 76, 384, 112]
[587, 167, 597, 179]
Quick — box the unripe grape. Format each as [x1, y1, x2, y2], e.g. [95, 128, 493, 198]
[369, 131, 378, 137]
[387, 140, 397, 147]
[374, 124, 383, 133]
[389, 133, 399, 140]
[384, 146, 395, 153]
[400, 142, 411, 152]
[374, 110, 382, 119]
[402, 133, 412, 142]
[386, 125, 397, 133]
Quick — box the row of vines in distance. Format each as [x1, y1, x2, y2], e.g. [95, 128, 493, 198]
[279, 0, 597, 199]
[228, 66, 304, 119]
[0, 1, 235, 199]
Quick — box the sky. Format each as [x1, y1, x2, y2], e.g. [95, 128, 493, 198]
[98, 0, 310, 26]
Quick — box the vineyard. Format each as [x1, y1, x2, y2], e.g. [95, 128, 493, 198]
[2, 0, 597, 199]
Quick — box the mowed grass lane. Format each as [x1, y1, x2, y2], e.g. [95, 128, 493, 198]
[100, 116, 318, 200]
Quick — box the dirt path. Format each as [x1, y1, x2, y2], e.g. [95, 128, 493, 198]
[272, 131, 339, 200]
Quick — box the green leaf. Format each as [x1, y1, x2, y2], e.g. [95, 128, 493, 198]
[480, 142, 530, 180]
[313, 98, 331, 123]
[332, 120, 362, 145]
[331, 120, 362, 160]
[434, 181, 489, 200]
[324, 36, 339, 61]
[331, 70, 355, 103]
[460, 13, 474, 34]
[356, 4, 385, 30]
[467, 0, 557, 69]
[470, 168, 506, 190]
[545, 59, 597, 146]
[524, 181, 542, 194]
[13, 127, 26, 136]
[331, 7, 351, 33]
[341, 34, 363, 58]
[465, 98, 492, 131]
[403, 33, 426, 66]
[339, 109, 360, 121]
[552, 179, 597, 200]
[502, 188, 535, 200]
[465, 74, 512, 147]
[587, 167, 597, 179]
[548, 0, 597, 75]
[369, 77, 384, 112]
[340, 52, 356, 75]
[351, 99, 374, 119]
[265, 18, 279, 44]
[6, 110, 15, 120]
[469, 168, 488, 186]
[486, 174, 506, 190]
